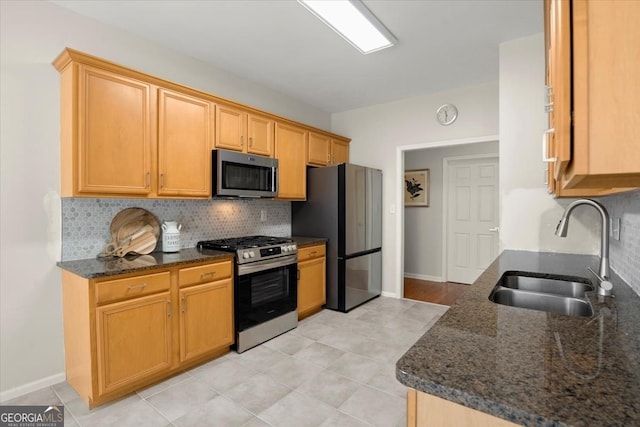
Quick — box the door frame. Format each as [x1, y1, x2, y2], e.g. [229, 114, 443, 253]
[442, 153, 499, 284]
[395, 134, 499, 299]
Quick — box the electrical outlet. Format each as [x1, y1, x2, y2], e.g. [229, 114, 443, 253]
[260, 210, 267, 222]
[611, 217, 621, 241]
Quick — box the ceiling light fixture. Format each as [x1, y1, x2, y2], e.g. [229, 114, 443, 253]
[297, 0, 397, 55]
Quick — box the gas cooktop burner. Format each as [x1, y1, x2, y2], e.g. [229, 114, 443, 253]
[197, 235, 293, 251]
[196, 236, 297, 264]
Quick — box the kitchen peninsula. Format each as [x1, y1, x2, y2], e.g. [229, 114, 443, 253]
[397, 250, 640, 426]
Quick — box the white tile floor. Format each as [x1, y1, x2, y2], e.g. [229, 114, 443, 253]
[2, 297, 448, 427]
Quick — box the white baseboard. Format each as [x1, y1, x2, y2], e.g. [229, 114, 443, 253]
[0, 372, 66, 403]
[381, 290, 398, 298]
[403, 272, 445, 282]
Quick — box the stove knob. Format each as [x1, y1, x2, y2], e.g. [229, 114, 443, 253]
[242, 252, 250, 259]
[249, 251, 255, 258]
[282, 246, 288, 252]
[291, 244, 297, 251]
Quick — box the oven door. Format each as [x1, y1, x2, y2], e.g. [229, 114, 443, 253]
[235, 254, 297, 332]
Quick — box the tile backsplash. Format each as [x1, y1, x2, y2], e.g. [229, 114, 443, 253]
[62, 198, 291, 261]
[598, 190, 640, 295]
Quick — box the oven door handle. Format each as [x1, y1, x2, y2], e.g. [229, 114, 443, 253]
[237, 254, 298, 276]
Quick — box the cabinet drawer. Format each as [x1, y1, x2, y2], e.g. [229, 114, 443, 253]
[96, 272, 170, 305]
[298, 244, 326, 262]
[179, 260, 233, 287]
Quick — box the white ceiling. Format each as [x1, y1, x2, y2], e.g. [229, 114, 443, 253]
[52, 0, 543, 113]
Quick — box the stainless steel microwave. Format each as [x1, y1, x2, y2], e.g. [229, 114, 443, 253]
[213, 149, 278, 198]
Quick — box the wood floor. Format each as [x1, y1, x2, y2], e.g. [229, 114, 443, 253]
[403, 277, 469, 306]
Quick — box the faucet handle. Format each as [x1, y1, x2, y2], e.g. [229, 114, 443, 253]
[588, 266, 613, 296]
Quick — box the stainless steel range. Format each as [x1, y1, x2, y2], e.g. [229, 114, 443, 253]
[197, 236, 298, 353]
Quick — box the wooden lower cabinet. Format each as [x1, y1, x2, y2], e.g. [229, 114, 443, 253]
[179, 278, 233, 363]
[297, 243, 326, 319]
[61, 258, 234, 408]
[407, 389, 520, 427]
[96, 292, 172, 396]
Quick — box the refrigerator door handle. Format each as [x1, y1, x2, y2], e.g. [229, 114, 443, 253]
[342, 247, 382, 260]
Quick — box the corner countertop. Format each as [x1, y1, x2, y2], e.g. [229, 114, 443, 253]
[57, 236, 326, 279]
[396, 250, 640, 426]
[57, 248, 234, 279]
[291, 236, 327, 248]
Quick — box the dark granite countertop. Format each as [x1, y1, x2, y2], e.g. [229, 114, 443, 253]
[58, 236, 326, 279]
[57, 248, 233, 279]
[291, 235, 327, 248]
[396, 250, 640, 427]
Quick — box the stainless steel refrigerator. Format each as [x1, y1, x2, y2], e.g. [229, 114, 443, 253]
[292, 164, 382, 312]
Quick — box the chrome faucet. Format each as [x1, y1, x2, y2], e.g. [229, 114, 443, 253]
[555, 199, 612, 295]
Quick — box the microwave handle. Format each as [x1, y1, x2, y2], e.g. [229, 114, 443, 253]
[272, 166, 278, 193]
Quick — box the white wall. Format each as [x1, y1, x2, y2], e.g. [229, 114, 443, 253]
[404, 141, 499, 280]
[0, 0, 329, 397]
[498, 34, 599, 254]
[332, 81, 500, 297]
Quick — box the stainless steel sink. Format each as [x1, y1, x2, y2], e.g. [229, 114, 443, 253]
[488, 271, 594, 317]
[489, 288, 593, 317]
[498, 271, 593, 298]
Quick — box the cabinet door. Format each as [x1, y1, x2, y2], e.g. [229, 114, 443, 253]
[96, 292, 172, 396]
[215, 104, 245, 151]
[78, 65, 152, 195]
[544, 0, 571, 182]
[298, 255, 326, 319]
[566, 0, 640, 189]
[158, 89, 213, 197]
[179, 279, 233, 363]
[247, 113, 274, 157]
[330, 140, 350, 165]
[308, 132, 330, 166]
[275, 122, 308, 199]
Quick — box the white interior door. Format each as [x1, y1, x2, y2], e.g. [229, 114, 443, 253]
[446, 157, 499, 284]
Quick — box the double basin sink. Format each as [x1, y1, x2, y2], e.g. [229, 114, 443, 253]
[488, 271, 594, 317]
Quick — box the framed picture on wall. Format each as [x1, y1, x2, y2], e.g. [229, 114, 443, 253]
[404, 169, 430, 207]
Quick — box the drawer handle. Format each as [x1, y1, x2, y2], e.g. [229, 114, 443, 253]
[127, 283, 147, 291]
[309, 251, 317, 256]
[201, 271, 216, 279]
[181, 296, 187, 313]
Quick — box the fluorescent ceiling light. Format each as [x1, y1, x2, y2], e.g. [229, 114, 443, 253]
[298, 0, 397, 54]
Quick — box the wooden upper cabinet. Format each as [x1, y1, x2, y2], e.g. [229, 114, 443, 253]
[158, 89, 213, 197]
[330, 139, 350, 165]
[544, 0, 640, 196]
[54, 48, 351, 199]
[247, 113, 274, 156]
[215, 104, 245, 151]
[308, 132, 331, 166]
[308, 133, 350, 166]
[74, 65, 153, 196]
[275, 122, 308, 199]
[215, 104, 274, 157]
